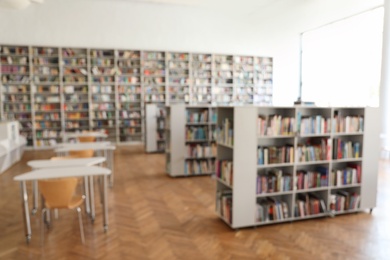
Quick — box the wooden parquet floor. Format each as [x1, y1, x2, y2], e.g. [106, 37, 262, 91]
[1, 146, 390, 260]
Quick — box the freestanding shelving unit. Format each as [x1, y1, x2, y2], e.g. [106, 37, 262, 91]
[215, 106, 380, 229]
[1, 44, 273, 149]
[165, 104, 217, 177]
[145, 103, 166, 153]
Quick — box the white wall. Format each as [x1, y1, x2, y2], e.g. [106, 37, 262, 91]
[0, 0, 383, 105]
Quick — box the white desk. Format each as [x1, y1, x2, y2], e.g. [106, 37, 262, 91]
[27, 157, 106, 169]
[57, 141, 111, 148]
[64, 132, 108, 142]
[14, 166, 111, 243]
[55, 145, 116, 187]
[27, 157, 106, 216]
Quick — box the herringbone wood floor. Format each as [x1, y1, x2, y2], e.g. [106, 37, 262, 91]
[1, 146, 390, 260]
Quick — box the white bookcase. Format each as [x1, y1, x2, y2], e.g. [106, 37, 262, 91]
[145, 103, 166, 153]
[215, 106, 379, 229]
[165, 104, 217, 177]
[1, 44, 273, 149]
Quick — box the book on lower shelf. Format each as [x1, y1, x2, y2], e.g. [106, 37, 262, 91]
[294, 192, 327, 217]
[295, 167, 328, 190]
[330, 190, 360, 212]
[216, 160, 233, 186]
[216, 190, 232, 224]
[256, 197, 290, 223]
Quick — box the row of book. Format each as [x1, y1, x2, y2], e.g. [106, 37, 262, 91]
[34, 104, 60, 111]
[333, 114, 364, 133]
[184, 160, 214, 175]
[257, 145, 294, 165]
[333, 139, 360, 159]
[186, 144, 217, 158]
[217, 118, 233, 146]
[36, 139, 58, 147]
[258, 115, 295, 136]
[216, 190, 232, 224]
[215, 160, 233, 186]
[296, 168, 328, 190]
[299, 115, 331, 135]
[295, 193, 326, 217]
[92, 111, 115, 119]
[1, 65, 28, 73]
[296, 139, 330, 162]
[3, 94, 30, 102]
[257, 169, 292, 194]
[35, 113, 60, 120]
[66, 122, 88, 129]
[330, 191, 360, 211]
[64, 103, 88, 111]
[121, 128, 141, 135]
[35, 122, 61, 129]
[331, 165, 361, 186]
[256, 198, 289, 222]
[185, 126, 208, 140]
[186, 109, 210, 123]
[2, 85, 30, 93]
[36, 130, 61, 138]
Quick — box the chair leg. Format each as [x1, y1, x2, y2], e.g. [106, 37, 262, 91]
[77, 207, 85, 244]
[41, 208, 47, 246]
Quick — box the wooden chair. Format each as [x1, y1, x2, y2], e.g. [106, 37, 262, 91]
[50, 156, 79, 160]
[39, 178, 85, 244]
[69, 150, 94, 158]
[77, 136, 96, 143]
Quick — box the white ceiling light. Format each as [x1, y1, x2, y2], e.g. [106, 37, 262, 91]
[0, 0, 44, 9]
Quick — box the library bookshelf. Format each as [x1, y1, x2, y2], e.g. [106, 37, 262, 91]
[165, 104, 217, 177]
[145, 104, 167, 153]
[215, 106, 380, 229]
[0, 44, 273, 149]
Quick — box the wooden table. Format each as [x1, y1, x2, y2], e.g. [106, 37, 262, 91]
[14, 166, 111, 243]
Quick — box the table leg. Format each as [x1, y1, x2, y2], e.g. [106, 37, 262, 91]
[32, 180, 38, 215]
[89, 176, 95, 222]
[84, 176, 91, 215]
[103, 175, 108, 232]
[109, 150, 114, 188]
[20, 181, 31, 243]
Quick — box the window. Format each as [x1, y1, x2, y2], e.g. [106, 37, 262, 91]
[301, 7, 383, 107]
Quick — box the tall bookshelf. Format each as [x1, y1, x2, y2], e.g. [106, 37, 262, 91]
[215, 106, 379, 228]
[234, 56, 254, 104]
[0, 45, 33, 146]
[145, 103, 166, 153]
[0, 44, 274, 149]
[116, 50, 143, 143]
[167, 52, 190, 104]
[32, 47, 61, 148]
[165, 104, 217, 177]
[90, 49, 117, 143]
[213, 55, 234, 105]
[62, 48, 90, 135]
[190, 53, 212, 104]
[254, 57, 273, 105]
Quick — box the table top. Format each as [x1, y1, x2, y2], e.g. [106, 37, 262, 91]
[55, 144, 116, 152]
[14, 166, 111, 181]
[27, 157, 106, 169]
[57, 141, 111, 148]
[64, 132, 108, 138]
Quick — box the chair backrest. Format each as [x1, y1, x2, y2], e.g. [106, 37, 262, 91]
[50, 156, 79, 160]
[69, 149, 94, 158]
[39, 178, 78, 209]
[78, 136, 96, 143]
